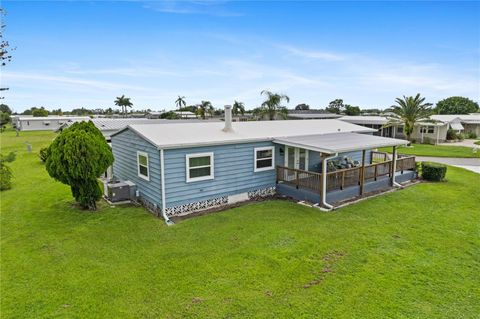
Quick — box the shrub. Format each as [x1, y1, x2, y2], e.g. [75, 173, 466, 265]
[39, 147, 50, 162]
[0, 152, 16, 191]
[446, 129, 457, 140]
[466, 132, 477, 139]
[45, 121, 113, 210]
[421, 162, 447, 182]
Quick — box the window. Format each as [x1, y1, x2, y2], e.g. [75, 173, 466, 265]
[421, 126, 435, 134]
[397, 126, 403, 133]
[254, 146, 275, 172]
[137, 151, 149, 180]
[186, 152, 214, 182]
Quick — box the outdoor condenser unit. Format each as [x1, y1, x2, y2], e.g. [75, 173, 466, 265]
[106, 181, 136, 203]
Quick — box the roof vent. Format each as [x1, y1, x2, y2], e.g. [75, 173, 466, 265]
[223, 105, 233, 132]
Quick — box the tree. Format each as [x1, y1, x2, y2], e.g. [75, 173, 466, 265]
[32, 107, 49, 117]
[232, 100, 245, 116]
[45, 121, 114, 210]
[387, 94, 433, 142]
[50, 108, 63, 115]
[196, 101, 213, 119]
[295, 103, 310, 110]
[435, 96, 479, 115]
[258, 90, 290, 120]
[0, 111, 10, 131]
[114, 95, 133, 117]
[1, 9, 15, 99]
[0, 152, 16, 190]
[0, 104, 11, 114]
[160, 111, 180, 119]
[326, 99, 344, 114]
[175, 95, 186, 118]
[344, 105, 361, 116]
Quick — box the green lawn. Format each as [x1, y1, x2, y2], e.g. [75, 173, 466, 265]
[1, 130, 480, 318]
[475, 140, 480, 146]
[379, 143, 480, 158]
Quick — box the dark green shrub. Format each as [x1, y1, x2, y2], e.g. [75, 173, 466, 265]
[0, 152, 16, 191]
[446, 129, 457, 140]
[39, 147, 50, 162]
[46, 121, 113, 210]
[466, 132, 477, 139]
[421, 162, 447, 181]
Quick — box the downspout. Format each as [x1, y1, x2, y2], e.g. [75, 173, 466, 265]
[391, 146, 402, 188]
[160, 148, 174, 225]
[321, 153, 338, 210]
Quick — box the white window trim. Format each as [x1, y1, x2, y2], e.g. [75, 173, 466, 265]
[254, 146, 275, 172]
[186, 152, 214, 183]
[137, 151, 150, 181]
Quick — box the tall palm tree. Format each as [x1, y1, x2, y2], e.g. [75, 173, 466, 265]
[196, 101, 213, 120]
[114, 95, 133, 118]
[258, 90, 290, 120]
[232, 100, 245, 116]
[387, 94, 432, 142]
[175, 95, 186, 118]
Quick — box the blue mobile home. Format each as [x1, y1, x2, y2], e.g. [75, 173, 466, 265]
[110, 106, 416, 222]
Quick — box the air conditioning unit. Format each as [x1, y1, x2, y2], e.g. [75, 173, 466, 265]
[106, 181, 136, 203]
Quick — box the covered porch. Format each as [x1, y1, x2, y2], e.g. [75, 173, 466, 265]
[273, 132, 416, 209]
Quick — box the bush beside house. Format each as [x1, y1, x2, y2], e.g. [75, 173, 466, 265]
[421, 162, 447, 181]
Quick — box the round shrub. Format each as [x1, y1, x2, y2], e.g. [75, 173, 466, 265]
[421, 162, 447, 181]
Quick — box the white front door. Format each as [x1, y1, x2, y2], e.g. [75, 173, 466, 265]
[285, 146, 309, 170]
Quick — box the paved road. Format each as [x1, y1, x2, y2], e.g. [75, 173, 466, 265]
[415, 156, 480, 174]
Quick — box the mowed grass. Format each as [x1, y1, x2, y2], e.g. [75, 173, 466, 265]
[379, 143, 480, 158]
[1, 129, 480, 318]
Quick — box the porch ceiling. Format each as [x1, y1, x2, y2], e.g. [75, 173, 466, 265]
[273, 132, 408, 154]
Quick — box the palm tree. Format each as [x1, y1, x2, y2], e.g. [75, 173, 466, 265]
[196, 101, 213, 120]
[232, 100, 245, 116]
[258, 90, 290, 120]
[175, 95, 186, 118]
[114, 95, 133, 118]
[386, 94, 432, 142]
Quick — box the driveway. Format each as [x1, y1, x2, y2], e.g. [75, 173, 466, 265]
[415, 156, 480, 174]
[437, 139, 479, 148]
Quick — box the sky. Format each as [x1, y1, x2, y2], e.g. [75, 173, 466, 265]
[1, 0, 479, 112]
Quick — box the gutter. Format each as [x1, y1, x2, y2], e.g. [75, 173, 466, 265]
[321, 153, 338, 211]
[160, 149, 174, 225]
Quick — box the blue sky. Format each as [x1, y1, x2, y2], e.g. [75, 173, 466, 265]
[2, 1, 479, 112]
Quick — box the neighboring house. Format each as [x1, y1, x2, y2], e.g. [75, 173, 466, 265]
[287, 111, 342, 120]
[175, 111, 198, 119]
[339, 116, 405, 139]
[429, 114, 480, 137]
[147, 111, 164, 119]
[14, 116, 91, 131]
[111, 106, 414, 222]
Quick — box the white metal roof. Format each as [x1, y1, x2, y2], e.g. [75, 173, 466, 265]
[16, 116, 90, 121]
[274, 132, 408, 154]
[430, 114, 480, 124]
[339, 116, 390, 125]
[121, 119, 376, 149]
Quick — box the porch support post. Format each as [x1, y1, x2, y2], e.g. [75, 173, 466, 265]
[391, 146, 397, 186]
[360, 149, 366, 195]
[321, 153, 337, 210]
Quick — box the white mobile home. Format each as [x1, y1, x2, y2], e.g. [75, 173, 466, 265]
[15, 116, 90, 131]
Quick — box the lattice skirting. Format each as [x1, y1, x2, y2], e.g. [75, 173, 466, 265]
[164, 186, 277, 217]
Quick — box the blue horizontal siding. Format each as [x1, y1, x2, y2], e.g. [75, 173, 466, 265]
[111, 129, 162, 207]
[164, 142, 281, 207]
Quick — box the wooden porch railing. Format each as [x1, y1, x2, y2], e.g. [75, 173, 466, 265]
[276, 166, 322, 193]
[276, 155, 416, 194]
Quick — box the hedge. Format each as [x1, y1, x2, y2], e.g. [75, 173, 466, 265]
[421, 162, 447, 181]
